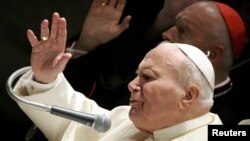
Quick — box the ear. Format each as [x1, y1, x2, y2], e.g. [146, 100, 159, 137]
[208, 45, 224, 62]
[180, 85, 200, 109]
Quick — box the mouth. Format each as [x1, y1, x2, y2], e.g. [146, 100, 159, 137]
[129, 100, 142, 107]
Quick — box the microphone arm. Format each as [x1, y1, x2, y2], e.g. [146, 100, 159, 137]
[6, 66, 111, 133]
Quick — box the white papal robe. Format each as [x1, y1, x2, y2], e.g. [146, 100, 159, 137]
[13, 71, 222, 141]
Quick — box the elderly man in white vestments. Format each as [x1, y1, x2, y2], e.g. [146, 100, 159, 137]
[12, 12, 222, 141]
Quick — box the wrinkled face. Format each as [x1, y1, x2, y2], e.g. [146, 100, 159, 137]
[162, 2, 218, 52]
[128, 44, 186, 133]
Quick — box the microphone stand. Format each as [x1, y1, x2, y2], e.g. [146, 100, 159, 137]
[6, 66, 52, 112]
[6, 66, 111, 133]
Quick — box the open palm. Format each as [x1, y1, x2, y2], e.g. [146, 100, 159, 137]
[27, 12, 72, 83]
[78, 0, 131, 51]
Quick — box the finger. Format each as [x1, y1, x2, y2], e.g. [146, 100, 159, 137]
[40, 19, 50, 39]
[115, 0, 126, 11]
[103, 0, 109, 5]
[56, 17, 67, 49]
[109, 0, 117, 7]
[101, 0, 109, 6]
[50, 12, 60, 39]
[52, 53, 72, 70]
[119, 15, 131, 31]
[92, 0, 102, 7]
[27, 29, 39, 47]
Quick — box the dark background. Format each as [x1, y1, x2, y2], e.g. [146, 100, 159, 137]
[0, 0, 249, 140]
[0, 0, 91, 140]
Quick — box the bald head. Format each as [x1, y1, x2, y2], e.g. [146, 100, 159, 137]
[151, 0, 211, 38]
[162, 1, 244, 84]
[175, 1, 231, 51]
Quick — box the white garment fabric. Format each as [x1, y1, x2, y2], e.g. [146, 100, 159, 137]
[238, 119, 250, 125]
[14, 71, 222, 141]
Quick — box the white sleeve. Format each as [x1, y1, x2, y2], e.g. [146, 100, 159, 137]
[13, 70, 109, 141]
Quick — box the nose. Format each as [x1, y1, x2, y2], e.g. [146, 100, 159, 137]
[162, 26, 176, 42]
[128, 76, 141, 93]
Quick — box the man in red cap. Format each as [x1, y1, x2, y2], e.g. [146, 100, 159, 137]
[161, 1, 247, 124]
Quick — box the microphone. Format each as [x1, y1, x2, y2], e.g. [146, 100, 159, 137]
[51, 106, 111, 132]
[6, 66, 111, 133]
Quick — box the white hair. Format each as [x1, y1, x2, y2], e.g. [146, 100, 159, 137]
[176, 57, 214, 108]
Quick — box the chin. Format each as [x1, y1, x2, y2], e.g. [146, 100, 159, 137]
[131, 120, 152, 134]
[129, 109, 153, 133]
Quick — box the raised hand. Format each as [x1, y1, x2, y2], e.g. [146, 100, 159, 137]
[76, 0, 132, 51]
[27, 12, 72, 83]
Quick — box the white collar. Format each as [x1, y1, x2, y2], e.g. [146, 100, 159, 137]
[152, 113, 216, 140]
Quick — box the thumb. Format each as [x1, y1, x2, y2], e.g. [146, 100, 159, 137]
[53, 53, 72, 72]
[119, 15, 131, 32]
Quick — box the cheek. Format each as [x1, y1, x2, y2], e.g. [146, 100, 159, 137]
[142, 86, 180, 124]
[143, 83, 179, 113]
